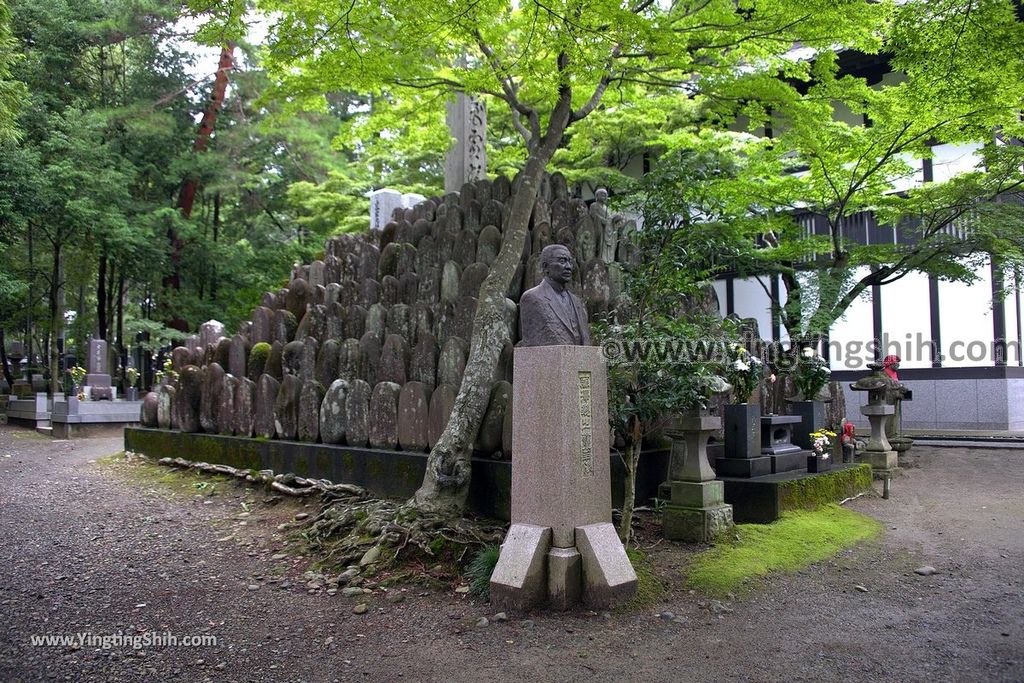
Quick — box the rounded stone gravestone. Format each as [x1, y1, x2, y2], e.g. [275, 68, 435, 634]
[397, 381, 431, 452]
[254, 374, 280, 439]
[368, 381, 401, 450]
[344, 379, 372, 447]
[298, 380, 325, 443]
[141, 391, 159, 427]
[274, 374, 302, 441]
[427, 383, 457, 448]
[476, 381, 511, 457]
[234, 377, 255, 438]
[175, 365, 202, 433]
[319, 379, 349, 445]
[199, 363, 226, 434]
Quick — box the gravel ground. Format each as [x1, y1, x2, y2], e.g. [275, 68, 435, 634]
[0, 424, 1020, 683]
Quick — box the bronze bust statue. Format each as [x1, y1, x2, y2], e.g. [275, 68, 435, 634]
[519, 244, 590, 346]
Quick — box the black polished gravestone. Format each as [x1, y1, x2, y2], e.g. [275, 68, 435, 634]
[715, 404, 773, 478]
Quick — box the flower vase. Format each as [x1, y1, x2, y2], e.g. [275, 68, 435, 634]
[807, 454, 830, 473]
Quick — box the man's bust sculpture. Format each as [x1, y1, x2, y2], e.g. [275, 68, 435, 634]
[519, 244, 590, 346]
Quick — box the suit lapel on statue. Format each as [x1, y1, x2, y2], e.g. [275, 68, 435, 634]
[541, 280, 575, 337]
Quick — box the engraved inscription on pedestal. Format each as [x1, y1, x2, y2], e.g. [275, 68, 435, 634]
[578, 371, 594, 477]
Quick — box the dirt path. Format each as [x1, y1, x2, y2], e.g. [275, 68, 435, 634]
[0, 425, 1020, 683]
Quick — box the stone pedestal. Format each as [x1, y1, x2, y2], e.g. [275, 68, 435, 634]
[490, 345, 637, 611]
[858, 402, 898, 475]
[662, 414, 734, 543]
[716, 403, 772, 478]
[760, 414, 808, 473]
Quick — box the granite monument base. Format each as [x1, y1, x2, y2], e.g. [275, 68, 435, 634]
[769, 450, 810, 474]
[857, 449, 898, 476]
[491, 345, 637, 610]
[662, 480, 733, 543]
[715, 455, 772, 478]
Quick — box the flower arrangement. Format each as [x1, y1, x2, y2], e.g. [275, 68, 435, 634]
[810, 429, 837, 458]
[125, 367, 139, 387]
[725, 343, 762, 403]
[792, 347, 831, 400]
[69, 365, 87, 388]
[155, 358, 177, 385]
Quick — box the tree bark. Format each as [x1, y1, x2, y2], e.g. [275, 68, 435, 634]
[618, 423, 642, 544]
[48, 243, 62, 394]
[412, 104, 571, 518]
[0, 328, 13, 387]
[97, 252, 108, 340]
[166, 43, 235, 330]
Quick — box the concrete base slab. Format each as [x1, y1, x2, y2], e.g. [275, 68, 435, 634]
[547, 547, 581, 610]
[663, 503, 734, 543]
[858, 449, 898, 473]
[490, 524, 551, 612]
[575, 523, 637, 609]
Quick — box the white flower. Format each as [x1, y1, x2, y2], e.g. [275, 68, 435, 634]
[801, 347, 814, 358]
[733, 359, 749, 372]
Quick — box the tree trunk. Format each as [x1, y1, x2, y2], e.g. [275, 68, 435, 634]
[167, 43, 235, 330]
[105, 260, 116, 342]
[97, 252, 108, 340]
[412, 108, 570, 518]
[210, 191, 220, 301]
[48, 243, 62, 394]
[619, 431, 642, 544]
[0, 328, 13, 387]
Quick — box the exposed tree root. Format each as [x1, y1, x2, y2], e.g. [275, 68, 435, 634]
[152, 454, 506, 576]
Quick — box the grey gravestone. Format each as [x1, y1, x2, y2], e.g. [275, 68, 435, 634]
[398, 272, 419, 306]
[416, 236, 438, 274]
[141, 391, 159, 427]
[378, 334, 410, 385]
[298, 380, 325, 443]
[282, 340, 307, 379]
[266, 340, 284, 380]
[365, 303, 387, 345]
[477, 225, 502, 266]
[411, 303, 435, 346]
[200, 320, 226, 349]
[454, 296, 477, 342]
[311, 284, 327, 307]
[337, 338, 363, 382]
[397, 244, 417, 274]
[215, 338, 232, 370]
[438, 337, 469, 390]
[344, 379, 372, 447]
[171, 346, 190, 372]
[411, 218, 431, 246]
[301, 337, 319, 382]
[380, 275, 400, 308]
[218, 375, 237, 435]
[582, 258, 611, 318]
[285, 279, 310, 321]
[533, 197, 551, 229]
[342, 305, 366, 341]
[459, 262, 489, 299]
[411, 333, 439, 388]
[428, 384, 457, 448]
[254, 374, 280, 439]
[482, 199, 503, 231]
[199, 363, 226, 434]
[496, 340, 514, 384]
[445, 205, 463, 234]
[504, 298, 519, 345]
[551, 172, 568, 201]
[327, 282, 344, 305]
[575, 214, 597, 262]
[532, 222, 552, 255]
[464, 200, 482, 234]
[476, 380, 511, 456]
[260, 292, 276, 309]
[359, 333, 382, 387]
[252, 306, 273, 344]
[385, 303, 413, 343]
[319, 379, 349, 445]
[379, 243, 401, 279]
[359, 279, 381, 307]
[369, 381, 401, 450]
[175, 365, 202, 433]
[556, 226, 575, 250]
[273, 309, 297, 344]
[356, 243, 380, 282]
[274, 374, 302, 440]
[492, 175, 511, 202]
[316, 339, 341, 389]
[452, 230, 478, 269]
[337, 280, 360, 309]
[397, 381, 431, 452]
[156, 386, 174, 430]
[86, 338, 112, 387]
[234, 377, 255, 438]
[325, 302, 344, 340]
[380, 221, 398, 252]
[418, 267, 441, 303]
[325, 255, 341, 285]
[229, 334, 250, 380]
[551, 198, 570, 231]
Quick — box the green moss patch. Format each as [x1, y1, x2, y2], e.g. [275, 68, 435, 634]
[618, 547, 665, 612]
[779, 464, 873, 512]
[685, 504, 881, 596]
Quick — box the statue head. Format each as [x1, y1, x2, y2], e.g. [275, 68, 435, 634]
[595, 187, 608, 203]
[540, 244, 574, 285]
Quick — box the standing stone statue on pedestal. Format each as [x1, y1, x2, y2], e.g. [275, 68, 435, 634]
[490, 244, 636, 611]
[591, 188, 617, 264]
